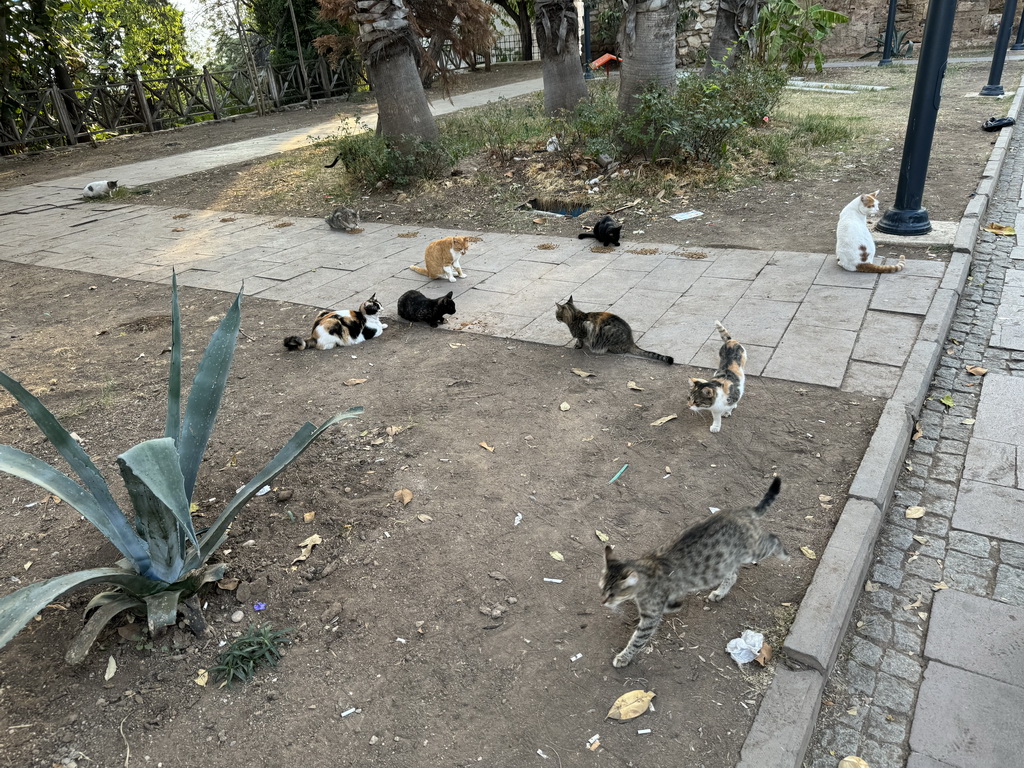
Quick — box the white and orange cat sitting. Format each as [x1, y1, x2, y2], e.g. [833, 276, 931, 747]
[410, 236, 476, 282]
[836, 190, 905, 274]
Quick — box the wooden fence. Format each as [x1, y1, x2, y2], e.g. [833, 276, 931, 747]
[0, 57, 366, 154]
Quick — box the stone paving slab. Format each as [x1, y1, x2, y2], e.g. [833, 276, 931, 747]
[952, 479, 1024, 545]
[926, 589, 1024, 687]
[909, 662, 1024, 768]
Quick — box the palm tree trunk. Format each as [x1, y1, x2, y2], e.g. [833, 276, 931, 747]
[535, 0, 587, 116]
[702, 0, 760, 76]
[617, 0, 679, 114]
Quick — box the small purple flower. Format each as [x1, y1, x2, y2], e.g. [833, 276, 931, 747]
[253, 602, 267, 611]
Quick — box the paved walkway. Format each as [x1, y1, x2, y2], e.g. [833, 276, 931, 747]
[2, 68, 1023, 768]
[806, 98, 1024, 766]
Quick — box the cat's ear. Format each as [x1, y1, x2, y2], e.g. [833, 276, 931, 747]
[688, 377, 706, 385]
[567, 295, 574, 304]
[604, 544, 615, 561]
[872, 189, 880, 197]
[444, 291, 453, 299]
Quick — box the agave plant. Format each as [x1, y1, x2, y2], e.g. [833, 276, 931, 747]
[0, 275, 361, 663]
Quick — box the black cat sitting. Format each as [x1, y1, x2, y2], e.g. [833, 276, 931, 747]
[577, 215, 622, 247]
[397, 290, 456, 328]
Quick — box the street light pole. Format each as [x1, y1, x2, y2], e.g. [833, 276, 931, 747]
[876, 0, 958, 237]
[981, 0, 1018, 96]
[879, 0, 898, 67]
[1011, 3, 1024, 51]
[583, 3, 595, 79]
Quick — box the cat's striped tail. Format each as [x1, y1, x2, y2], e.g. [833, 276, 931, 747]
[283, 335, 316, 351]
[714, 320, 732, 342]
[631, 345, 674, 365]
[753, 477, 782, 516]
[856, 254, 905, 273]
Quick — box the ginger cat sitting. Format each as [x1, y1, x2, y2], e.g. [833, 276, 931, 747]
[409, 236, 471, 282]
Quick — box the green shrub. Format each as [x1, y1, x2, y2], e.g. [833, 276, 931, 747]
[441, 97, 547, 163]
[330, 132, 457, 188]
[0, 275, 362, 663]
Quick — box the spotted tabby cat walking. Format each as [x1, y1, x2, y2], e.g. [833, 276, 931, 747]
[600, 478, 788, 667]
[554, 296, 673, 364]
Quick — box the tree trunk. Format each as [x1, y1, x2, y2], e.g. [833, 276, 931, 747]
[535, 0, 587, 116]
[702, 0, 760, 76]
[493, 0, 534, 61]
[368, 50, 439, 145]
[617, 1, 679, 114]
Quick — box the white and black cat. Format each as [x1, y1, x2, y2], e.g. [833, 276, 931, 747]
[83, 180, 118, 198]
[578, 215, 622, 247]
[398, 290, 456, 327]
[283, 295, 387, 350]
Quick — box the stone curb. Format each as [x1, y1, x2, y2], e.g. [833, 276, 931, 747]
[781, 499, 884, 673]
[737, 70, 1024, 768]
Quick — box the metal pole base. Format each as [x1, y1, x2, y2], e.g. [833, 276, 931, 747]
[876, 206, 932, 236]
[879, 58, 894, 67]
[981, 83, 1007, 96]
[1013, 43, 1024, 51]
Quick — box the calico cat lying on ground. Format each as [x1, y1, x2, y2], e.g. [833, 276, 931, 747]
[555, 296, 673, 364]
[836, 190, 905, 273]
[601, 478, 788, 667]
[398, 290, 456, 327]
[577, 215, 622, 247]
[283, 295, 386, 350]
[688, 321, 746, 433]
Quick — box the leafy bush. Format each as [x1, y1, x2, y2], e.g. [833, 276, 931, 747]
[0, 275, 361, 663]
[750, 0, 850, 73]
[330, 132, 457, 188]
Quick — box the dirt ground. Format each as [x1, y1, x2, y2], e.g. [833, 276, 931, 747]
[0, 262, 882, 767]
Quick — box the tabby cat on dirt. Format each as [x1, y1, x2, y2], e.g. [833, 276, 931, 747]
[688, 321, 746, 433]
[554, 296, 673, 365]
[283, 295, 386, 350]
[836, 190, 905, 273]
[600, 478, 788, 667]
[409, 236, 472, 282]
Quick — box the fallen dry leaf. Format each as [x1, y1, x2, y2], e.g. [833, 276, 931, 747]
[343, 378, 367, 387]
[864, 581, 879, 592]
[595, 530, 610, 542]
[838, 756, 870, 768]
[416, 514, 433, 523]
[171, 226, 186, 232]
[104, 656, 117, 681]
[571, 368, 595, 378]
[800, 546, 817, 559]
[932, 581, 949, 591]
[983, 223, 1016, 236]
[291, 534, 322, 565]
[606, 690, 656, 721]
[194, 669, 209, 687]
[905, 506, 926, 519]
[303, 511, 316, 524]
[649, 414, 678, 426]
[549, 551, 564, 561]
[962, 418, 977, 425]
[818, 494, 833, 502]
[385, 425, 404, 437]
[912, 421, 923, 441]
[913, 535, 929, 545]
[965, 365, 988, 376]
[394, 489, 413, 506]
[627, 381, 644, 391]
[448, 342, 466, 349]
[904, 594, 924, 610]
[938, 394, 955, 408]
[217, 577, 240, 591]
[479, 441, 495, 452]
[754, 642, 773, 666]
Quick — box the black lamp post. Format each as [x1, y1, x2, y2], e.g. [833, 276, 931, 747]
[879, 0, 899, 66]
[583, 3, 595, 79]
[1012, 3, 1024, 51]
[981, 0, 1019, 96]
[876, 0, 958, 236]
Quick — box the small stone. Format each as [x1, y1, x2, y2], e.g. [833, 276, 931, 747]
[490, 608, 503, 619]
[276, 489, 293, 503]
[506, 596, 518, 605]
[242, 539, 256, 547]
[231, 610, 244, 623]
[369, 736, 379, 745]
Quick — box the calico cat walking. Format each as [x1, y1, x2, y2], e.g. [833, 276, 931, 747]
[836, 190, 905, 273]
[554, 296, 673, 365]
[601, 478, 788, 668]
[409, 236, 471, 282]
[398, 290, 456, 327]
[577, 215, 622, 247]
[283, 295, 387, 350]
[688, 321, 746, 433]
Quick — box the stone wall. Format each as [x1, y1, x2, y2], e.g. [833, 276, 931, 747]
[677, 0, 1006, 65]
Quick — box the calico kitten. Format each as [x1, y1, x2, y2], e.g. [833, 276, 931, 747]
[577, 215, 622, 247]
[283, 294, 387, 350]
[688, 321, 746, 433]
[398, 290, 456, 327]
[601, 477, 788, 668]
[325, 206, 360, 232]
[554, 296, 673, 364]
[836, 190, 905, 273]
[409, 236, 471, 282]
[83, 180, 118, 198]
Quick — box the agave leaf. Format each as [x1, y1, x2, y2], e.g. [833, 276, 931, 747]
[143, 590, 183, 635]
[178, 289, 242, 500]
[65, 596, 144, 665]
[0, 445, 151, 573]
[165, 271, 182, 443]
[118, 437, 199, 580]
[0, 370, 125, 520]
[0, 567, 165, 653]
[195, 407, 363, 566]
[84, 590, 129, 617]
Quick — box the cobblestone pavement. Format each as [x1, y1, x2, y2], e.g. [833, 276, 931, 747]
[805, 122, 1024, 766]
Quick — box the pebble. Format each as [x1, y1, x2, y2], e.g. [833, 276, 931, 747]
[369, 736, 379, 745]
[230, 610, 244, 623]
